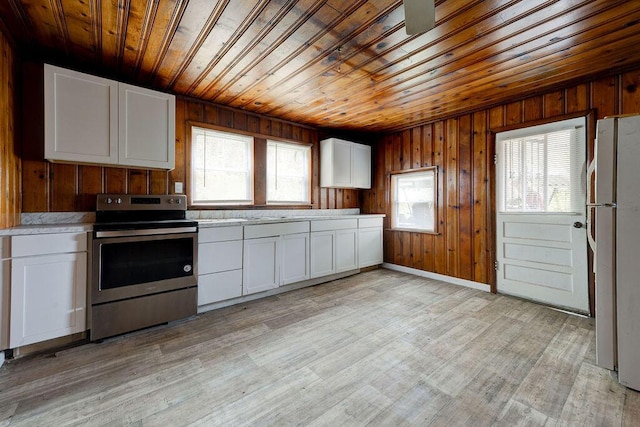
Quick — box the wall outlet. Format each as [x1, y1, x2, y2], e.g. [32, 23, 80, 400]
[174, 182, 184, 194]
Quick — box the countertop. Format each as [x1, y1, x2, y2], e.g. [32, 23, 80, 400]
[0, 212, 385, 236]
[196, 214, 385, 228]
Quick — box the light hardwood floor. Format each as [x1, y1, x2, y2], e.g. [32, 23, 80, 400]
[1, 269, 638, 426]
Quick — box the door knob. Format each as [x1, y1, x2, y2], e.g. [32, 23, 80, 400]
[573, 221, 584, 228]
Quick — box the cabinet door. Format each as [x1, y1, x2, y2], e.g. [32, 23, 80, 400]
[336, 229, 358, 272]
[198, 270, 243, 306]
[359, 227, 383, 268]
[199, 240, 243, 275]
[281, 233, 310, 285]
[332, 139, 352, 187]
[10, 252, 87, 348]
[243, 237, 279, 295]
[351, 143, 371, 189]
[1, 238, 9, 351]
[310, 231, 335, 278]
[44, 64, 118, 164]
[118, 83, 175, 169]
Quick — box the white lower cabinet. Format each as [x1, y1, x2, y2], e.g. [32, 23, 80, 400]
[198, 216, 382, 304]
[336, 229, 358, 272]
[281, 233, 310, 285]
[243, 237, 280, 295]
[310, 231, 335, 278]
[197, 226, 243, 306]
[358, 217, 384, 268]
[9, 233, 88, 348]
[242, 221, 310, 295]
[310, 218, 359, 278]
[198, 270, 243, 305]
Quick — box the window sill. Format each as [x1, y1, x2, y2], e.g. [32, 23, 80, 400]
[387, 228, 440, 235]
[189, 204, 314, 210]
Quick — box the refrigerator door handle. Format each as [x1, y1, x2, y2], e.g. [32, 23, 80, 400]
[586, 202, 617, 208]
[586, 157, 597, 252]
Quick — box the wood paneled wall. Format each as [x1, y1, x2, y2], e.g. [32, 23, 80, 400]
[0, 30, 20, 227]
[362, 67, 640, 289]
[20, 86, 360, 212]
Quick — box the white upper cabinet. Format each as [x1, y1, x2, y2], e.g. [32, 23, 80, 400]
[351, 143, 372, 188]
[119, 83, 175, 169]
[44, 64, 175, 170]
[320, 138, 371, 189]
[44, 65, 118, 165]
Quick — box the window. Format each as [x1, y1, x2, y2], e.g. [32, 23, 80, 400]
[391, 167, 437, 232]
[191, 127, 253, 205]
[267, 140, 311, 204]
[497, 117, 585, 213]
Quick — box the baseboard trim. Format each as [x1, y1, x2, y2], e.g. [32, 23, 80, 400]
[382, 263, 490, 292]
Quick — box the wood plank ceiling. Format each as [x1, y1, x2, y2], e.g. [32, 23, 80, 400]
[1, 0, 640, 132]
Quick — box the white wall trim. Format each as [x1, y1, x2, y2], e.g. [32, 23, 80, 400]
[0, 350, 4, 368]
[382, 263, 491, 292]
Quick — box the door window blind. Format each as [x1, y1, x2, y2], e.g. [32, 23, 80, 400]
[497, 117, 586, 213]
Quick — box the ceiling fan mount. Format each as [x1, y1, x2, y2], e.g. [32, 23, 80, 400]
[403, 0, 435, 35]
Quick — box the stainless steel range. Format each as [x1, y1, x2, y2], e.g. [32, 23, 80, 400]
[89, 194, 198, 341]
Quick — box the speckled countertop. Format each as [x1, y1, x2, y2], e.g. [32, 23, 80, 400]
[0, 210, 384, 236]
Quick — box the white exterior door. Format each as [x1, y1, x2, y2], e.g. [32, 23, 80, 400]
[495, 117, 589, 314]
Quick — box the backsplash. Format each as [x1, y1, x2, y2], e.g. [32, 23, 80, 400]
[21, 209, 360, 225]
[187, 209, 359, 220]
[21, 212, 96, 224]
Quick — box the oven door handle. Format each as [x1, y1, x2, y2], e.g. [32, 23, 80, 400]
[95, 226, 198, 238]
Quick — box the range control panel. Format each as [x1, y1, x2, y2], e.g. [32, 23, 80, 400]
[96, 194, 188, 211]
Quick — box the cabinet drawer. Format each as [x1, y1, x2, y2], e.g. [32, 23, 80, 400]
[199, 226, 243, 243]
[244, 221, 309, 239]
[358, 217, 383, 228]
[199, 240, 243, 274]
[12, 232, 87, 257]
[198, 270, 242, 306]
[311, 218, 358, 232]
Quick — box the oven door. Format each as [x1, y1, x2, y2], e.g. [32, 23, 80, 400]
[92, 230, 197, 305]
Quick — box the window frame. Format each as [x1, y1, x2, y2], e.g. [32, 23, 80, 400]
[189, 126, 255, 206]
[495, 116, 586, 215]
[390, 166, 438, 234]
[186, 122, 315, 209]
[266, 139, 312, 205]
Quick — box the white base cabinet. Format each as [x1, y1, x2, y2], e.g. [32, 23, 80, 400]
[199, 216, 382, 305]
[0, 238, 10, 352]
[243, 237, 280, 295]
[242, 237, 280, 295]
[336, 229, 358, 272]
[310, 218, 358, 278]
[9, 233, 87, 348]
[281, 233, 310, 285]
[310, 231, 335, 278]
[198, 226, 243, 306]
[242, 221, 310, 295]
[358, 217, 384, 268]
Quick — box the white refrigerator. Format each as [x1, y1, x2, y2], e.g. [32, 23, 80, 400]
[588, 115, 640, 391]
